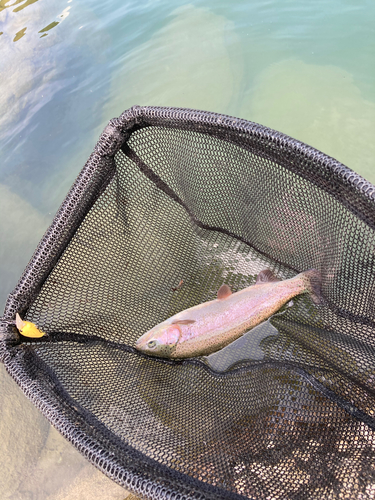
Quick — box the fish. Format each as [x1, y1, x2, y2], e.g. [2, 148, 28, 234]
[15, 312, 46, 338]
[135, 269, 322, 359]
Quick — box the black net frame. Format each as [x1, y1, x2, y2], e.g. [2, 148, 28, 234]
[1, 106, 375, 499]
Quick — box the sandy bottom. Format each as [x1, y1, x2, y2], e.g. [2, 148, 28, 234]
[0, 364, 132, 500]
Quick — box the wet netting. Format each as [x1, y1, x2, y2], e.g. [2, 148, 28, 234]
[1, 106, 375, 500]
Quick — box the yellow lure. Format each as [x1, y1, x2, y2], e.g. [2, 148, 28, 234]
[15, 313, 46, 338]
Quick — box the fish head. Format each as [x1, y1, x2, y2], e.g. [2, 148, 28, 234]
[135, 323, 181, 358]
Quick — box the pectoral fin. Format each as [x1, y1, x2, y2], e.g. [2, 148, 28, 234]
[256, 269, 280, 284]
[217, 284, 232, 300]
[166, 325, 182, 345]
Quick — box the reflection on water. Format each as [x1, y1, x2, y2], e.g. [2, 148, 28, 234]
[13, 26, 26, 40]
[1, 0, 375, 497]
[0, 0, 38, 14]
[1, 0, 71, 37]
[5, 0, 68, 42]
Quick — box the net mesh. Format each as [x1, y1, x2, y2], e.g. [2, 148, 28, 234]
[1, 106, 375, 499]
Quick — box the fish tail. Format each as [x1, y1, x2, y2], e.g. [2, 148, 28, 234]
[298, 269, 324, 305]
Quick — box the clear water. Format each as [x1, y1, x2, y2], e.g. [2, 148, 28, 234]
[1, 0, 374, 497]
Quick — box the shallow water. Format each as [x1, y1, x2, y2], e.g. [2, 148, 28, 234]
[1, 0, 374, 498]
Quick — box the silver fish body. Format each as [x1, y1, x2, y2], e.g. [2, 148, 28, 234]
[135, 269, 321, 359]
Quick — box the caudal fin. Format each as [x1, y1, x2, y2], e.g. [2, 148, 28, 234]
[298, 269, 324, 305]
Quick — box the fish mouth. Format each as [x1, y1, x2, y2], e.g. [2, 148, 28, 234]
[135, 333, 148, 349]
[135, 328, 155, 347]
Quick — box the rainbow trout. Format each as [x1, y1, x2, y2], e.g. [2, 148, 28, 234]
[135, 269, 322, 359]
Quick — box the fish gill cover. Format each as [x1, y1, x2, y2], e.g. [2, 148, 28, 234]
[1, 106, 375, 499]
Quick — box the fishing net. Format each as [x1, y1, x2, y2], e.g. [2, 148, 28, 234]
[1, 106, 375, 500]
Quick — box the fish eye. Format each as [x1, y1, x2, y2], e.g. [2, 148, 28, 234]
[147, 340, 157, 349]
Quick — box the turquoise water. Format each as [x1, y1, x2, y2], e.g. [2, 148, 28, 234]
[1, 0, 374, 497]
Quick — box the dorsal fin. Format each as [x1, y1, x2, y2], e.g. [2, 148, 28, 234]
[171, 319, 196, 325]
[217, 284, 232, 300]
[256, 269, 280, 284]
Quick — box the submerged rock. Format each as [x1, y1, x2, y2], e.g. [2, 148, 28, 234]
[242, 59, 375, 183]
